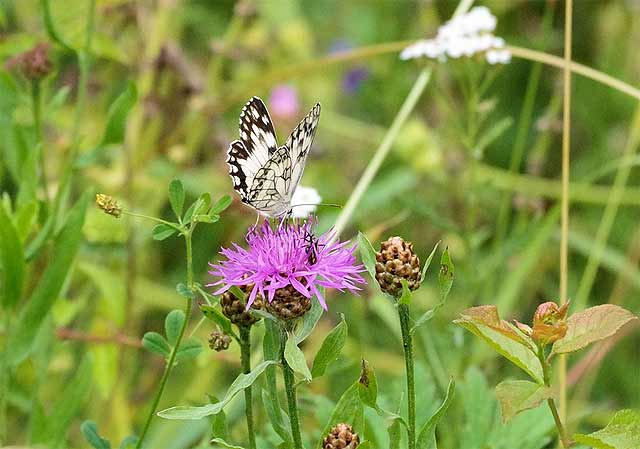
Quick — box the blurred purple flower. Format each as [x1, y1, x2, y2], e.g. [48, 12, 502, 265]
[208, 220, 366, 310]
[342, 67, 370, 93]
[269, 85, 300, 120]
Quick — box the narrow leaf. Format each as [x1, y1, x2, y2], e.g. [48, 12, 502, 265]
[284, 334, 312, 381]
[200, 304, 234, 336]
[358, 232, 377, 279]
[312, 318, 348, 378]
[101, 81, 137, 146]
[573, 409, 640, 449]
[168, 179, 185, 219]
[0, 203, 24, 309]
[210, 438, 245, 449]
[118, 436, 138, 449]
[81, 420, 111, 449]
[261, 389, 292, 445]
[152, 224, 177, 241]
[551, 304, 638, 355]
[388, 418, 402, 449]
[495, 380, 553, 423]
[165, 309, 185, 346]
[295, 297, 323, 344]
[358, 359, 378, 410]
[416, 379, 456, 449]
[158, 360, 277, 419]
[142, 332, 171, 357]
[8, 194, 89, 365]
[420, 241, 440, 283]
[398, 279, 412, 305]
[438, 247, 454, 301]
[210, 194, 232, 214]
[316, 383, 364, 449]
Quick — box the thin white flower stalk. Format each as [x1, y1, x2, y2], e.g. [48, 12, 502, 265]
[400, 6, 511, 65]
[290, 185, 322, 218]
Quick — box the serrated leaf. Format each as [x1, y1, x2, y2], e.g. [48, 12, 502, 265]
[176, 282, 195, 299]
[573, 409, 640, 449]
[200, 304, 234, 336]
[8, 193, 89, 365]
[316, 383, 364, 449]
[398, 279, 412, 305]
[358, 359, 378, 410]
[176, 337, 203, 361]
[152, 224, 177, 241]
[311, 318, 347, 378]
[0, 203, 24, 309]
[164, 310, 185, 346]
[142, 332, 170, 357]
[551, 304, 638, 355]
[416, 379, 455, 449]
[454, 306, 543, 383]
[358, 232, 377, 279]
[81, 420, 111, 449]
[495, 380, 553, 423]
[438, 248, 454, 300]
[158, 360, 277, 419]
[168, 179, 185, 219]
[284, 333, 312, 381]
[420, 241, 440, 283]
[210, 194, 232, 214]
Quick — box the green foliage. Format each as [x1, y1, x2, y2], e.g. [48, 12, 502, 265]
[284, 333, 312, 381]
[357, 232, 377, 279]
[0, 202, 24, 310]
[316, 383, 364, 449]
[311, 317, 347, 378]
[494, 380, 553, 423]
[416, 379, 455, 449]
[573, 409, 640, 449]
[168, 179, 185, 219]
[81, 420, 111, 449]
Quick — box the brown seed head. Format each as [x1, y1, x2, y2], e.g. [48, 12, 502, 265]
[266, 284, 311, 321]
[5, 43, 53, 81]
[95, 194, 122, 218]
[208, 331, 231, 352]
[322, 423, 360, 449]
[220, 284, 264, 327]
[374, 236, 421, 298]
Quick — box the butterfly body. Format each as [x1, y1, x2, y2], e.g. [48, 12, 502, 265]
[227, 97, 321, 217]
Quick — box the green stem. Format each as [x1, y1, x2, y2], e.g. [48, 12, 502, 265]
[398, 304, 416, 449]
[281, 331, 303, 449]
[31, 80, 49, 203]
[538, 347, 571, 448]
[135, 233, 194, 449]
[0, 314, 10, 445]
[239, 326, 257, 449]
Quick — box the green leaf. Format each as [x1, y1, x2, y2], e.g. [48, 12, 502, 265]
[574, 409, 640, 449]
[158, 360, 277, 419]
[316, 383, 364, 449]
[184, 193, 213, 223]
[194, 214, 217, 223]
[118, 436, 138, 449]
[152, 224, 177, 241]
[358, 359, 378, 410]
[208, 393, 228, 440]
[494, 380, 553, 423]
[176, 282, 195, 299]
[168, 179, 185, 219]
[210, 438, 245, 449]
[142, 332, 171, 357]
[398, 279, 412, 305]
[81, 420, 111, 449]
[8, 193, 89, 365]
[551, 304, 638, 355]
[388, 417, 402, 449]
[210, 194, 232, 215]
[420, 241, 440, 283]
[200, 304, 234, 336]
[454, 306, 543, 383]
[295, 296, 324, 344]
[14, 200, 39, 242]
[284, 333, 312, 381]
[437, 247, 454, 301]
[165, 309, 185, 346]
[0, 203, 24, 309]
[262, 320, 292, 445]
[358, 232, 377, 279]
[261, 389, 292, 446]
[176, 337, 203, 361]
[101, 81, 137, 146]
[311, 318, 347, 378]
[47, 356, 94, 448]
[416, 379, 456, 449]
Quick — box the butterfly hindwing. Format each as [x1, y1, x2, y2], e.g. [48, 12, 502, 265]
[284, 103, 321, 197]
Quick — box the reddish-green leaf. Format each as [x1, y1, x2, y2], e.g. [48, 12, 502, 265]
[495, 380, 553, 423]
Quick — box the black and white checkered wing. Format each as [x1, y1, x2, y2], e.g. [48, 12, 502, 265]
[226, 97, 278, 202]
[283, 103, 321, 201]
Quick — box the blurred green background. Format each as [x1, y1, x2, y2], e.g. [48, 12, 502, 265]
[1, 0, 639, 448]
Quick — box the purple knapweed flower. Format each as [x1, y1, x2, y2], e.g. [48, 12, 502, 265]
[208, 219, 366, 310]
[268, 85, 300, 120]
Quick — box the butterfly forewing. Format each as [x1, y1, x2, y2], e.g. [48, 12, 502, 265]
[226, 97, 321, 217]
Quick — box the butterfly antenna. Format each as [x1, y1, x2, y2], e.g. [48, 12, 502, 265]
[290, 202, 343, 210]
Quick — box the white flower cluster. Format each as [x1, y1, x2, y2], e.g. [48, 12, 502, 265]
[400, 6, 511, 65]
[290, 185, 322, 218]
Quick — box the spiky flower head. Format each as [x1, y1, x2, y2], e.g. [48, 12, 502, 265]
[208, 331, 231, 352]
[95, 194, 122, 218]
[5, 43, 53, 81]
[208, 219, 366, 317]
[323, 423, 360, 449]
[220, 284, 264, 327]
[374, 236, 421, 298]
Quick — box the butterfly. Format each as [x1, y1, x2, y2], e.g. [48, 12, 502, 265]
[226, 96, 321, 217]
